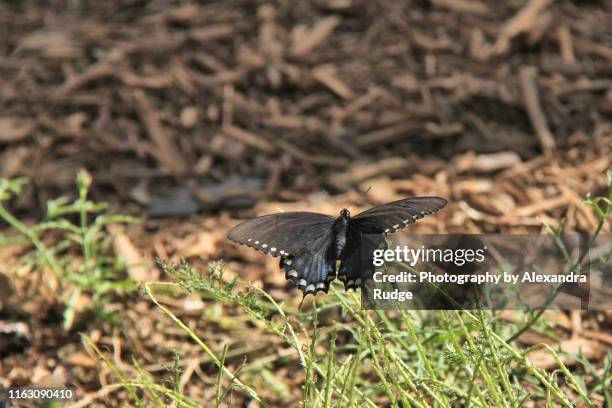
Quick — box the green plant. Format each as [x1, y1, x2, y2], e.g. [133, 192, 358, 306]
[0, 170, 139, 329]
[128, 259, 589, 407]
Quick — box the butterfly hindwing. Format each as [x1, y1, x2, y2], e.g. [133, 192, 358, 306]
[227, 212, 335, 257]
[280, 235, 336, 295]
[351, 197, 447, 234]
[339, 228, 387, 290]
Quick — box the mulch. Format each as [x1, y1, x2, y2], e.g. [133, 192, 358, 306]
[0, 0, 610, 406]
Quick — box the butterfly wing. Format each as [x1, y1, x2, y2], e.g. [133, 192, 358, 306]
[338, 228, 386, 290]
[339, 197, 447, 289]
[351, 197, 447, 234]
[227, 212, 337, 295]
[227, 212, 335, 257]
[280, 233, 337, 295]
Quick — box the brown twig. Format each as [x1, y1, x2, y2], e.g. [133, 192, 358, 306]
[133, 89, 189, 172]
[290, 16, 340, 58]
[519, 66, 556, 156]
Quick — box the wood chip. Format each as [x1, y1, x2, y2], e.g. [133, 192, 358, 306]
[290, 16, 340, 58]
[510, 194, 569, 218]
[178, 231, 223, 259]
[312, 64, 354, 99]
[18, 30, 83, 59]
[494, 0, 553, 55]
[133, 89, 189, 172]
[527, 338, 605, 369]
[574, 37, 612, 61]
[107, 224, 158, 283]
[64, 351, 98, 368]
[222, 125, 275, 153]
[354, 122, 422, 148]
[329, 157, 409, 187]
[275, 138, 347, 166]
[519, 66, 556, 156]
[557, 25, 576, 65]
[471, 151, 522, 173]
[581, 330, 612, 346]
[334, 86, 385, 121]
[0, 117, 34, 143]
[56, 63, 114, 96]
[430, 0, 491, 15]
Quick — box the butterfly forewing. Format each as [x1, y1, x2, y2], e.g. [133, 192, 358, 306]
[227, 211, 338, 295]
[227, 212, 335, 257]
[351, 197, 447, 234]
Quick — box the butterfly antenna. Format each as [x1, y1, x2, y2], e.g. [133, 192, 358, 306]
[347, 185, 372, 210]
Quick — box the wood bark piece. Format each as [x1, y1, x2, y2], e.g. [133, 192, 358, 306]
[290, 16, 340, 58]
[430, 0, 491, 15]
[355, 122, 422, 149]
[312, 64, 354, 99]
[222, 125, 275, 153]
[527, 338, 605, 370]
[328, 157, 409, 188]
[494, 0, 553, 55]
[133, 89, 189, 173]
[519, 66, 556, 156]
[0, 117, 35, 143]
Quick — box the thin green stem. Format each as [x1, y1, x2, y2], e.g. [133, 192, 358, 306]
[0, 204, 62, 275]
[478, 310, 515, 407]
[144, 283, 268, 407]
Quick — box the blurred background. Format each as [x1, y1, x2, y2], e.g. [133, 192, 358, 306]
[0, 0, 610, 406]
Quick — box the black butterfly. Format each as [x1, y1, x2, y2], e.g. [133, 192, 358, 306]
[227, 197, 447, 296]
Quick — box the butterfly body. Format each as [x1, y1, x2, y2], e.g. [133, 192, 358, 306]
[227, 197, 447, 297]
[333, 209, 351, 259]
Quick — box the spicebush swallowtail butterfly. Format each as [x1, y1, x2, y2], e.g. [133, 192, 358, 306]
[227, 197, 447, 296]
